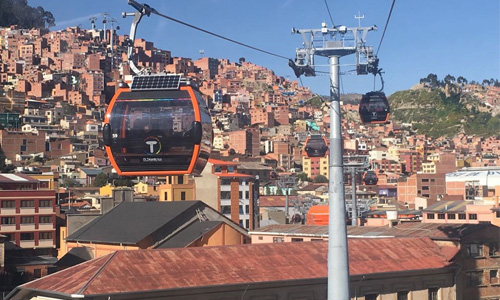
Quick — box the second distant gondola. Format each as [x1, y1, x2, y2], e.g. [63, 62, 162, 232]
[304, 135, 328, 158]
[359, 91, 390, 124]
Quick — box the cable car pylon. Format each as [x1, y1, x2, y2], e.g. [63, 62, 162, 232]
[290, 21, 380, 300]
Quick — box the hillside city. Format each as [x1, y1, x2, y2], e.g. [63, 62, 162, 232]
[0, 21, 500, 300]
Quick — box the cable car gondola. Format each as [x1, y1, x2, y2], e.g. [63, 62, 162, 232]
[102, 74, 213, 176]
[359, 91, 390, 124]
[304, 135, 328, 158]
[362, 170, 378, 185]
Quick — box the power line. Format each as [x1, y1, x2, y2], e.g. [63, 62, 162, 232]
[149, 9, 290, 60]
[323, 0, 336, 28]
[376, 0, 396, 56]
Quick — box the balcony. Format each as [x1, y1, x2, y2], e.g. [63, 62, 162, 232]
[38, 240, 55, 248]
[38, 207, 54, 214]
[19, 240, 35, 248]
[20, 224, 35, 231]
[38, 224, 54, 230]
[19, 208, 35, 215]
[0, 208, 16, 215]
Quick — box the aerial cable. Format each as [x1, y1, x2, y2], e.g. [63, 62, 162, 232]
[323, 0, 336, 28]
[149, 8, 290, 60]
[376, 0, 396, 56]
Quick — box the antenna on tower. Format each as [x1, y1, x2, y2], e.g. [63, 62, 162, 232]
[354, 11, 365, 27]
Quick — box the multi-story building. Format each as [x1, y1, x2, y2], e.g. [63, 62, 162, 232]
[158, 175, 196, 201]
[0, 129, 47, 163]
[302, 155, 329, 180]
[228, 128, 259, 156]
[400, 150, 422, 174]
[195, 159, 258, 230]
[0, 174, 56, 249]
[397, 173, 447, 208]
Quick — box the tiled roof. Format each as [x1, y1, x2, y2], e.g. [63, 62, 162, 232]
[208, 159, 239, 166]
[16, 237, 453, 297]
[216, 173, 252, 178]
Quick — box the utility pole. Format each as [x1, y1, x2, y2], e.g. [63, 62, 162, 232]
[277, 175, 297, 224]
[291, 22, 377, 300]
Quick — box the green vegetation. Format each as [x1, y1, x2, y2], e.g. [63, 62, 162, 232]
[93, 172, 109, 187]
[0, 0, 55, 29]
[313, 174, 328, 183]
[389, 86, 500, 138]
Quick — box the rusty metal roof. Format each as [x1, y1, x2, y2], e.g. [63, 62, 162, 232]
[16, 237, 454, 298]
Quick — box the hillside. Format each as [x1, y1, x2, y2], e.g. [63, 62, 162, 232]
[388, 88, 500, 138]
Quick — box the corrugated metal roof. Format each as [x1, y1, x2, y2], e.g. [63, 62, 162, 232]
[18, 237, 453, 297]
[423, 200, 469, 212]
[0, 173, 38, 183]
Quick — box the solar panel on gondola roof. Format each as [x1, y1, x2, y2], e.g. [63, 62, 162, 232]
[131, 74, 181, 91]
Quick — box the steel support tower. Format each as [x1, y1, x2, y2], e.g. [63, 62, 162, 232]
[292, 22, 377, 300]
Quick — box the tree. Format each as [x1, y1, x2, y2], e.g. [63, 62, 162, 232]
[313, 174, 328, 183]
[114, 176, 135, 187]
[0, 0, 55, 28]
[443, 74, 456, 85]
[61, 177, 79, 188]
[93, 172, 108, 187]
[296, 172, 310, 182]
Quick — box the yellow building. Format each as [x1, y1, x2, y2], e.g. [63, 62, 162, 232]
[159, 175, 196, 201]
[302, 155, 329, 180]
[30, 173, 56, 189]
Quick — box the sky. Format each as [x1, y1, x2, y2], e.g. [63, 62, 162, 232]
[28, 0, 500, 96]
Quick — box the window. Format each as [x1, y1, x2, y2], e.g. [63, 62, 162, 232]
[311, 238, 323, 242]
[214, 166, 222, 172]
[221, 179, 231, 185]
[20, 232, 34, 240]
[39, 216, 52, 224]
[438, 213, 445, 219]
[273, 237, 284, 243]
[177, 176, 183, 184]
[245, 205, 249, 214]
[21, 200, 34, 208]
[239, 191, 243, 199]
[469, 213, 477, 220]
[397, 291, 408, 300]
[180, 192, 186, 201]
[21, 216, 34, 224]
[427, 213, 435, 219]
[466, 271, 484, 286]
[1, 200, 15, 208]
[428, 288, 439, 300]
[448, 213, 456, 219]
[227, 166, 235, 173]
[258, 236, 263, 240]
[466, 243, 483, 257]
[490, 242, 499, 256]
[291, 238, 303, 242]
[245, 191, 250, 199]
[39, 200, 52, 207]
[239, 205, 243, 214]
[221, 205, 231, 214]
[33, 269, 42, 278]
[458, 213, 466, 220]
[220, 191, 231, 200]
[490, 269, 499, 284]
[39, 232, 52, 240]
[365, 294, 378, 300]
[245, 220, 249, 228]
[1, 217, 15, 225]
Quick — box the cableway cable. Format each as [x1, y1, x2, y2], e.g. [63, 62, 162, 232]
[376, 0, 396, 56]
[324, 0, 336, 28]
[149, 8, 290, 60]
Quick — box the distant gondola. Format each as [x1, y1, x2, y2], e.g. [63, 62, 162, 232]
[362, 170, 378, 185]
[359, 91, 390, 124]
[304, 135, 328, 158]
